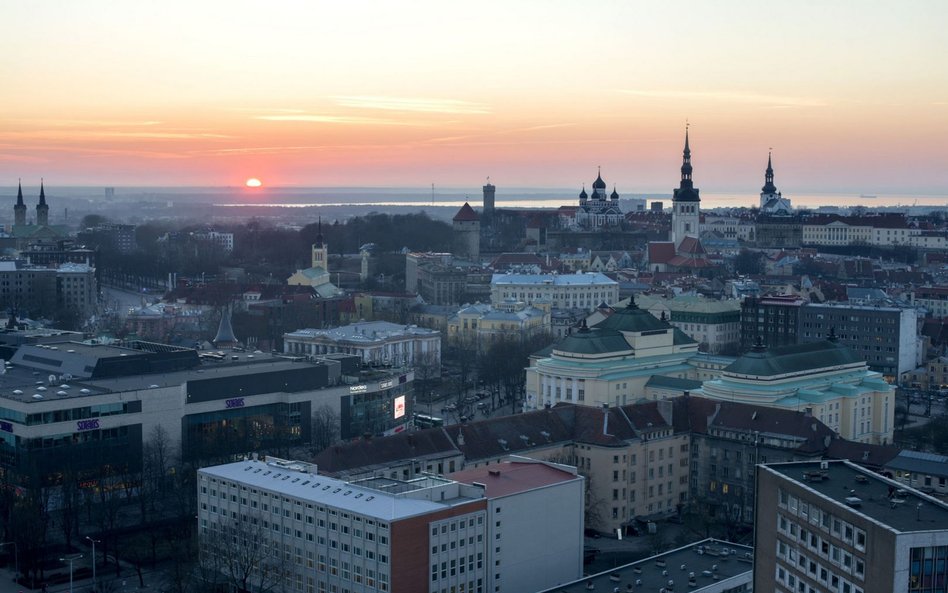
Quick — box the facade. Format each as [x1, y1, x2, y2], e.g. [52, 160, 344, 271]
[524, 298, 699, 411]
[754, 215, 803, 248]
[574, 170, 623, 230]
[452, 202, 480, 261]
[912, 285, 948, 319]
[490, 272, 618, 312]
[192, 230, 235, 253]
[0, 260, 97, 319]
[740, 294, 805, 351]
[284, 320, 441, 369]
[801, 213, 947, 249]
[798, 302, 918, 379]
[698, 338, 895, 444]
[198, 456, 583, 593]
[632, 294, 741, 354]
[446, 300, 550, 352]
[0, 342, 413, 488]
[754, 460, 948, 593]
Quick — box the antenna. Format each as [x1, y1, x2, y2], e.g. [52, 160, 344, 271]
[431, 183, 434, 205]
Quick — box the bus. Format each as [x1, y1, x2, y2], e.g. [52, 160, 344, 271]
[413, 413, 444, 429]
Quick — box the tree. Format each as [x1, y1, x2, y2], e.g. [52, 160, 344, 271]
[733, 249, 764, 275]
[200, 514, 284, 593]
[310, 405, 341, 455]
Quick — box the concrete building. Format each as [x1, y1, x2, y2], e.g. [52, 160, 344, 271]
[740, 294, 805, 351]
[284, 320, 441, 369]
[630, 294, 742, 355]
[537, 539, 753, 593]
[912, 285, 948, 319]
[198, 456, 583, 593]
[754, 459, 948, 593]
[0, 341, 413, 489]
[490, 271, 618, 312]
[799, 302, 918, 380]
[0, 260, 97, 320]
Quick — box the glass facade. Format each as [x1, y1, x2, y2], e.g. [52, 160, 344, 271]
[911, 546, 948, 593]
[183, 402, 308, 462]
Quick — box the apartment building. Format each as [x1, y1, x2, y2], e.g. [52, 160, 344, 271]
[198, 456, 583, 593]
[754, 460, 948, 593]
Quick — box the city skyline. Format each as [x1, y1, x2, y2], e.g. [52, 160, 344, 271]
[3, 1, 948, 195]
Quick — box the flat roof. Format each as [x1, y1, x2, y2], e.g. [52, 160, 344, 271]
[766, 460, 948, 533]
[537, 539, 752, 593]
[200, 459, 481, 521]
[448, 460, 580, 498]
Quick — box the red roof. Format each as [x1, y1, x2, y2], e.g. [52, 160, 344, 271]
[453, 202, 479, 222]
[677, 236, 706, 256]
[667, 255, 713, 268]
[448, 460, 579, 497]
[647, 241, 676, 264]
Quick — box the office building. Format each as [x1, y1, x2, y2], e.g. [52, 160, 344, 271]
[754, 459, 948, 593]
[198, 456, 583, 593]
[740, 294, 805, 351]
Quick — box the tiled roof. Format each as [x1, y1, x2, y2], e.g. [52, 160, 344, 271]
[312, 429, 459, 476]
[647, 241, 676, 264]
[452, 202, 479, 222]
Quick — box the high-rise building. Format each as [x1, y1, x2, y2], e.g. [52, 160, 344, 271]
[754, 459, 948, 593]
[740, 294, 805, 351]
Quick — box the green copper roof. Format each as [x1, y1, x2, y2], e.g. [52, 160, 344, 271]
[673, 328, 698, 345]
[593, 298, 671, 334]
[553, 327, 631, 356]
[725, 340, 863, 377]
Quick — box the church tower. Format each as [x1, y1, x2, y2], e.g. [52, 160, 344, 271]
[671, 127, 700, 248]
[759, 152, 779, 208]
[13, 180, 26, 226]
[36, 180, 49, 226]
[311, 217, 328, 271]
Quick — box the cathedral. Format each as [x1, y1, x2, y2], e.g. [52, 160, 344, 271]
[9, 180, 67, 249]
[574, 169, 623, 229]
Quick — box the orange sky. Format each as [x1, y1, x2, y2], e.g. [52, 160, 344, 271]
[2, 1, 947, 194]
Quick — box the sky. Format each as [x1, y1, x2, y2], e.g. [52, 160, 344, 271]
[2, 0, 947, 194]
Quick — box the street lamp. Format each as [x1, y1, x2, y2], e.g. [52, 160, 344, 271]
[0, 541, 17, 584]
[59, 554, 83, 593]
[85, 537, 100, 591]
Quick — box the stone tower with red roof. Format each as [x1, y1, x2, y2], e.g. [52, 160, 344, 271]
[452, 201, 480, 261]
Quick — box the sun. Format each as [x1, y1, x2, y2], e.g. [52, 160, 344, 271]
[245, 178, 262, 188]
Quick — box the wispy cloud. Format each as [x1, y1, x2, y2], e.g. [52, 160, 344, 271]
[2, 118, 163, 127]
[333, 96, 490, 115]
[1, 130, 231, 141]
[2, 143, 187, 159]
[617, 89, 826, 108]
[424, 122, 576, 145]
[254, 114, 421, 126]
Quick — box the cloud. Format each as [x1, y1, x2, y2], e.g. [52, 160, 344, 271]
[2, 118, 162, 127]
[254, 114, 420, 126]
[0, 130, 231, 141]
[333, 96, 490, 115]
[617, 89, 826, 108]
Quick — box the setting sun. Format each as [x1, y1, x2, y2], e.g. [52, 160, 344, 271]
[245, 178, 262, 188]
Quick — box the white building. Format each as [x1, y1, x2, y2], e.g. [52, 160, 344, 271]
[490, 272, 618, 312]
[284, 321, 441, 368]
[192, 230, 235, 253]
[198, 456, 584, 593]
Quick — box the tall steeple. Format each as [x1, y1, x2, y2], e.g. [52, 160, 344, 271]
[36, 179, 49, 226]
[13, 179, 26, 226]
[315, 217, 324, 248]
[312, 216, 328, 271]
[671, 126, 701, 247]
[761, 152, 777, 195]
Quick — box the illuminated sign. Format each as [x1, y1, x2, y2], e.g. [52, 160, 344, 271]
[350, 385, 367, 393]
[379, 380, 393, 389]
[77, 419, 100, 431]
[0, 421, 12, 433]
[225, 398, 245, 408]
[393, 395, 406, 419]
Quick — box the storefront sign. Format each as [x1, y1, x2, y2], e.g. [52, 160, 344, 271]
[350, 385, 367, 393]
[0, 421, 12, 433]
[225, 398, 245, 408]
[77, 419, 100, 431]
[379, 380, 393, 389]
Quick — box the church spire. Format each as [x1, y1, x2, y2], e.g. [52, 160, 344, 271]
[315, 216, 323, 248]
[761, 151, 777, 194]
[36, 178, 49, 226]
[39, 179, 46, 206]
[680, 126, 693, 186]
[16, 179, 23, 207]
[13, 179, 26, 227]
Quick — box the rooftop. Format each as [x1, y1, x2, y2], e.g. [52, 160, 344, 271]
[766, 460, 948, 533]
[447, 459, 580, 498]
[285, 321, 439, 343]
[491, 272, 617, 287]
[537, 539, 752, 593]
[723, 340, 865, 379]
[201, 458, 481, 521]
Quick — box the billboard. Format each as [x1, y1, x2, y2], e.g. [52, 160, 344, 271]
[393, 395, 406, 419]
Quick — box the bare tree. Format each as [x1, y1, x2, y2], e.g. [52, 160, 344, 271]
[200, 514, 284, 593]
[310, 405, 340, 454]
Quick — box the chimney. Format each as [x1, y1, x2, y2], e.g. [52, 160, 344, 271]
[457, 430, 465, 446]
